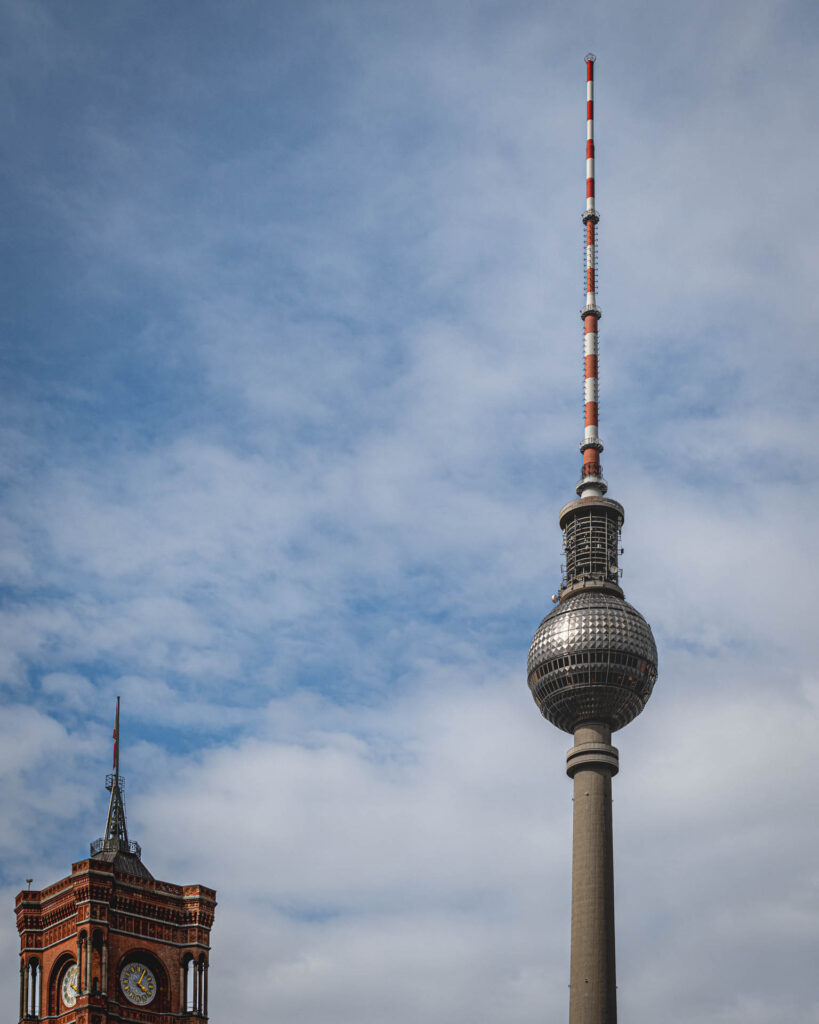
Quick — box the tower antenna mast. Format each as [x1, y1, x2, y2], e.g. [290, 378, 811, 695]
[580, 53, 605, 498]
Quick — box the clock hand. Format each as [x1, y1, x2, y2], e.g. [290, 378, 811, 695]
[138, 969, 146, 985]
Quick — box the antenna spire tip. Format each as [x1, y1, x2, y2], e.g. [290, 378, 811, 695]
[585, 52, 596, 63]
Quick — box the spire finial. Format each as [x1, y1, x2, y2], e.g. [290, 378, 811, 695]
[113, 693, 120, 774]
[579, 54, 606, 498]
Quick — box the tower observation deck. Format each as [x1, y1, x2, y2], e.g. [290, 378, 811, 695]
[526, 56, 658, 1024]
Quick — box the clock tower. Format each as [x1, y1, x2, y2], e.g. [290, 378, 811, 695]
[15, 699, 216, 1023]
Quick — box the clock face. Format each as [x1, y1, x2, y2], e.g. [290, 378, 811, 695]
[120, 961, 157, 1006]
[61, 963, 79, 1007]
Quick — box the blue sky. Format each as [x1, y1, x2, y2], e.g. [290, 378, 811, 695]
[2, 1, 819, 1021]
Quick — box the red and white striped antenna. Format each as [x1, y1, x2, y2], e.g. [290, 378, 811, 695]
[579, 53, 606, 498]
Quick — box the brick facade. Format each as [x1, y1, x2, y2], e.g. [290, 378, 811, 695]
[15, 857, 216, 1023]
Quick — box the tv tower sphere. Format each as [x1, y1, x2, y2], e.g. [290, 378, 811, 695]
[527, 56, 658, 1024]
[527, 499, 658, 733]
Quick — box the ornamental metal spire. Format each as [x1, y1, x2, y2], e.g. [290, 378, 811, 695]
[103, 696, 129, 849]
[526, 56, 659, 1024]
[91, 696, 149, 877]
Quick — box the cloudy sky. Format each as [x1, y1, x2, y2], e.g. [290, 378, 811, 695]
[2, 0, 818, 1021]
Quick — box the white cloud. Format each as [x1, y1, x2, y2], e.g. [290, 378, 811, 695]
[40, 671, 95, 707]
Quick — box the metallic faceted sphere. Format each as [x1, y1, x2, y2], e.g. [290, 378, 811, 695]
[527, 590, 658, 733]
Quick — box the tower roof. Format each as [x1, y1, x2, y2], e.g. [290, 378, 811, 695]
[90, 697, 153, 879]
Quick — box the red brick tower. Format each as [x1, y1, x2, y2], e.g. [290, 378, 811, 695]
[15, 699, 216, 1023]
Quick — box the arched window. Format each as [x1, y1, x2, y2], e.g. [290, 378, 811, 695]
[182, 952, 197, 1014]
[20, 956, 41, 1018]
[180, 952, 209, 1016]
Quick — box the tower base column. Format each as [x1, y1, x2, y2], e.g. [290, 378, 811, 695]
[566, 722, 619, 1024]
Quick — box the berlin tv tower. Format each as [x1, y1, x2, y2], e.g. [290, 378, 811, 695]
[527, 55, 659, 1024]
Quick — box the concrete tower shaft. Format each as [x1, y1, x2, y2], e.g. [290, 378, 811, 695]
[567, 723, 618, 1023]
